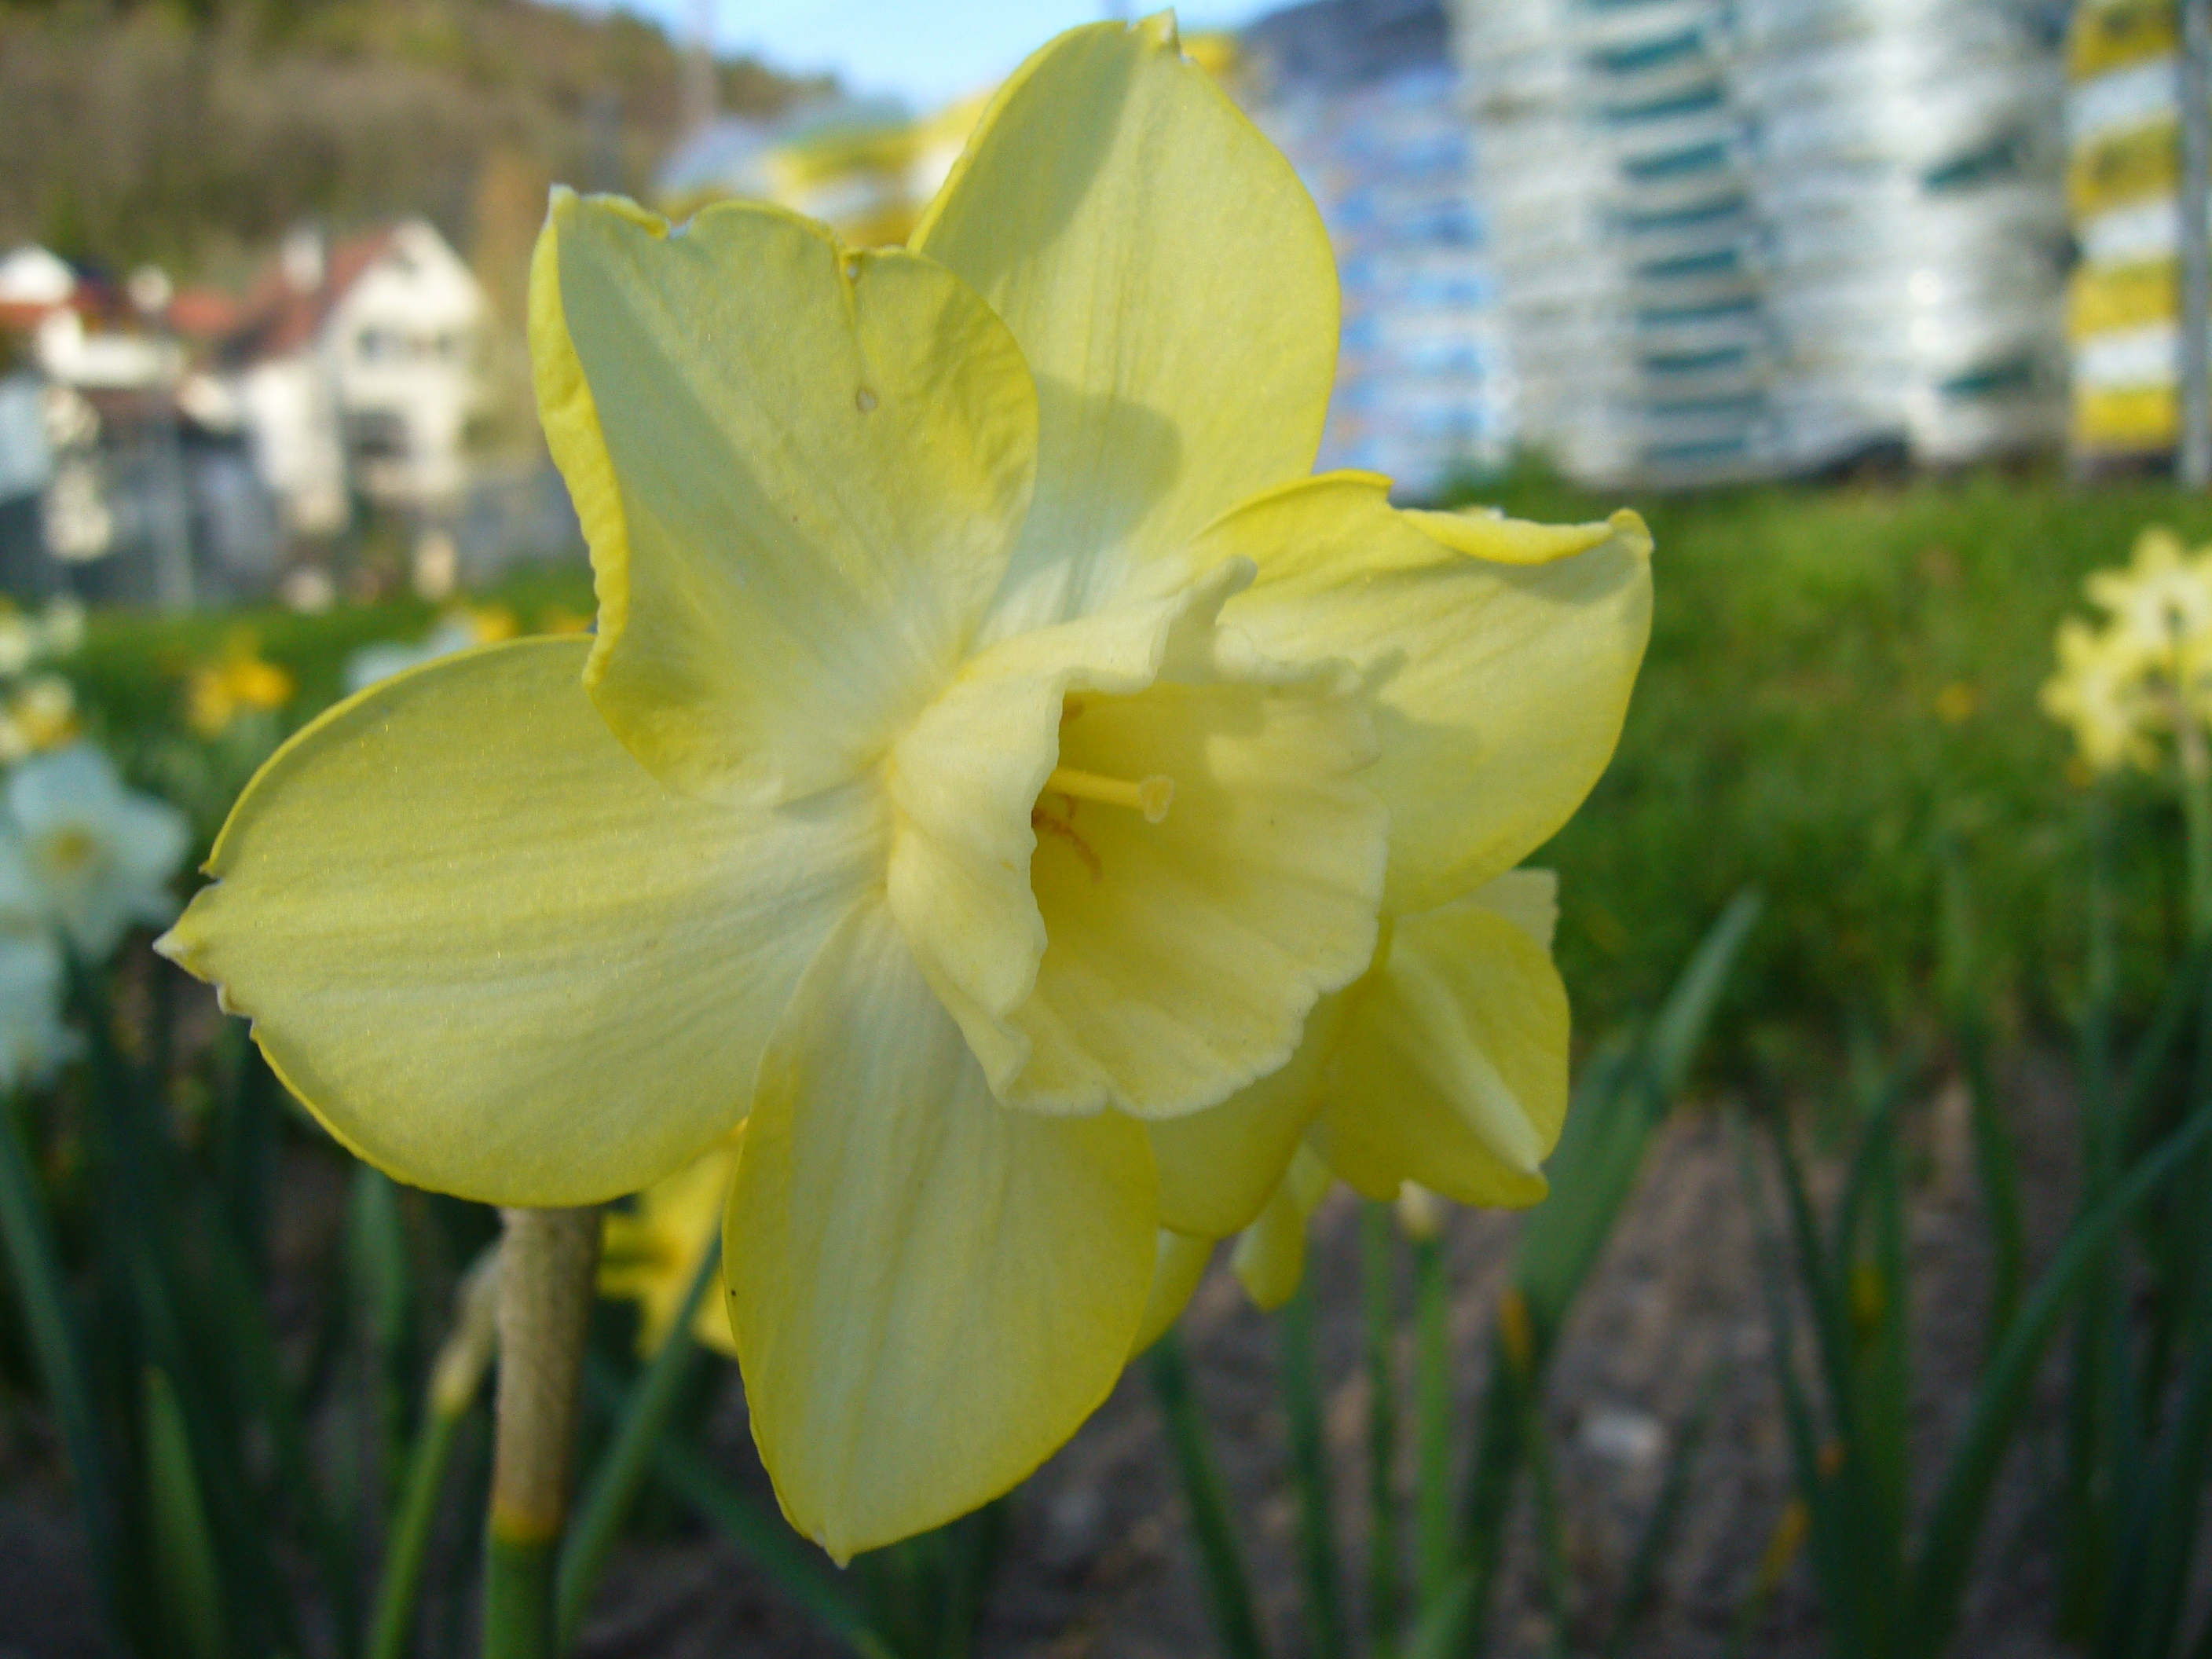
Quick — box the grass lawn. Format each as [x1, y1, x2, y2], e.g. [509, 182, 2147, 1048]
[1461, 465, 2212, 1072]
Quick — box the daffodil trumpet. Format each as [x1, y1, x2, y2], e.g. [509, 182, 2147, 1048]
[157, 12, 1651, 1565]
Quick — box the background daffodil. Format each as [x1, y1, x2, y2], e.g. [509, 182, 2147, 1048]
[159, 13, 1648, 1560]
[599, 1136, 740, 1359]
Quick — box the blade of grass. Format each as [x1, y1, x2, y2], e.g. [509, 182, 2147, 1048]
[556, 1235, 722, 1650]
[213, 1024, 276, 1282]
[0, 1100, 137, 1648]
[1904, 1096, 2212, 1659]
[580, 1354, 893, 1659]
[1447, 1329, 1523, 1658]
[1957, 1026, 2025, 1353]
[1939, 840, 2025, 1351]
[2110, 1201, 2212, 1659]
[1738, 1111, 1874, 1659]
[1721, 1500, 1809, 1659]
[143, 1364, 229, 1659]
[1862, 1093, 1914, 1566]
[2064, 786, 2129, 1636]
[1277, 1276, 1348, 1659]
[1600, 1357, 1725, 1659]
[1518, 1372, 1569, 1659]
[932, 1497, 1009, 1659]
[1150, 1327, 1272, 1659]
[1362, 1201, 1402, 1657]
[77, 958, 298, 1658]
[1768, 1116, 1857, 1457]
[1440, 895, 1762, 1659]
[371, 1247, 499, 1659]
[371, 1402, 467, 1659]
[347, 1163, 414, 1544]
[200, 1201, 361, 1653]
[1411, 1231, 1456, 1614]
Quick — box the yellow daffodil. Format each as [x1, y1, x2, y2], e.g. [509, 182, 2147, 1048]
[2042, 616, 2155, 774]
[599, 1135, 740, 1359]
[186, 632, 296, 739]
[537, 606, 594, 637]
[157, 14, 1647, 1559]
[2086, 526, 2212, 669]
[0, 675, 79, 764]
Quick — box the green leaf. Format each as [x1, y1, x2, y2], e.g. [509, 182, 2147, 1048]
[1905, 1096, 2212, 1657]
[1277, 1277, 1348, 1659]
[557, 1236, 722, 1650]
[580, 1355, 892, 1659]
[143, 1364, 229, 1659]
[0, 1102, 137, 1641]
[1150, 1328, 1272, 1659]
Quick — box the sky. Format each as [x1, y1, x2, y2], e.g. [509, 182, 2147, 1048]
[565, 1, 1281, 109]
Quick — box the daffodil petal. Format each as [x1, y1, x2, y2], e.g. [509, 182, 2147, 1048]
[1144, 987, 1342, 1236]
[912, 15, 1338, 635]
[157, 639, 883, 1207]
[890, 564, 1387, 1118]
[1130, 1229, 1214, 1357]
[538, 190, 1038, 804]
[1472, 867, 1558, 953]
[1206, 475, 1652, 913]
[729, 898, 1156, 1562]
[1309, 892, 1568, 1210]
[1229, 1144, 1331, 1310]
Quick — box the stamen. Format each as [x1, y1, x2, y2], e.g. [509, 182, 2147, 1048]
[1046, 766, 1174, 824]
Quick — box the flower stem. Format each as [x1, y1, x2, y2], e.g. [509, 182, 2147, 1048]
[483, 1207, 599, 1659]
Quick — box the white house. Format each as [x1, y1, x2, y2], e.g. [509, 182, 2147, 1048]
[229, 220, 490, 534]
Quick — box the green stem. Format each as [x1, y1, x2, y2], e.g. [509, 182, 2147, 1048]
[1522, 1402, 1570, 1659]
[1148, 1328, 1270, 1659]
[1411, 1236, 1456, 1613]
[1361, 1202, 1401, 1657]
[1277, 1278, 1347, 1659]
[483, 1207, 600, 1659]
[485, 1535, 558, 1659]
[555, 1236, 722, 1650]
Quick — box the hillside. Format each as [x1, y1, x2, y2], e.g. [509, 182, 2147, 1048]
[0, 0, 824, 287]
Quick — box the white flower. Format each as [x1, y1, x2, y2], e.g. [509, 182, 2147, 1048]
[0, 923, 79, 1093]
[6, 744, 190, 961]
[343, 610, 515, 696]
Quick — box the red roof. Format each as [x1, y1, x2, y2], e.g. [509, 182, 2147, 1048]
[227, 227, 398, 361]
[167, 287, 240, 339]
